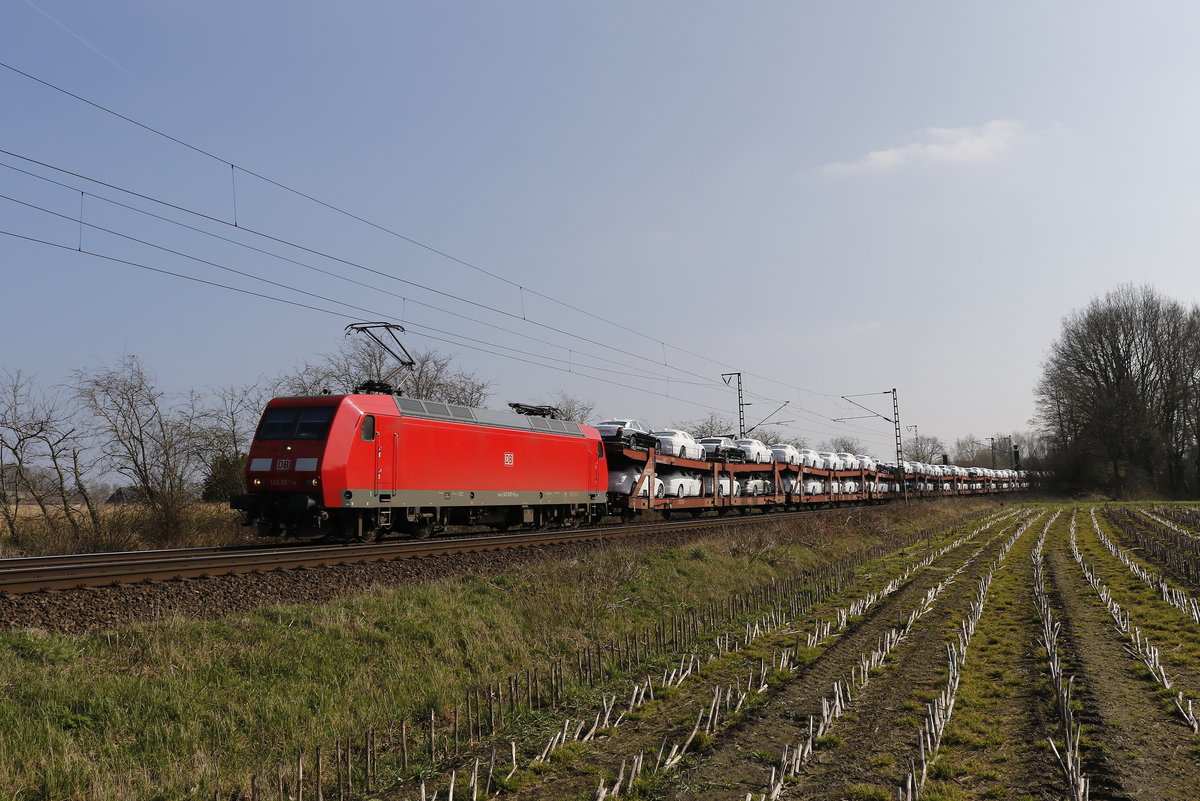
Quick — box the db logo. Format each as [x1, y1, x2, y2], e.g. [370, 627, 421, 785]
[503, 452, 514, 466]
[276, 459, 292, 471]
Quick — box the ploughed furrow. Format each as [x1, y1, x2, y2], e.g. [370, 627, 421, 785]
[1144, 505, 1200, 539]
[1075, 509, 1200, 728]
[1045, 511, 1200, 800]
[1103, 507, 1200, 594]
[1140, 507, 1200, 544]
[501, 511, 1017, 801]
[1087, 508, 1200, 630]
[918, 510, 1062, 798]
[659, 512, 1027, 800]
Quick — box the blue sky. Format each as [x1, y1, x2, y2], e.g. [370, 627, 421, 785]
[3, 1, 1199, 457]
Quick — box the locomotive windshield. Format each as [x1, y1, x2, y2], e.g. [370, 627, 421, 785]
[256, 406, 336, 440]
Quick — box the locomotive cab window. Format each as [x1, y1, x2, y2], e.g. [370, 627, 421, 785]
[360, 415, 376, 441]
[257, 406, 336, 440]
[294, 406, 335, 439]
[256, 407, 298, 440]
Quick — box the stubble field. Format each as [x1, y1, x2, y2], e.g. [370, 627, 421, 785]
[5, 500, 1200, 800]
[427, 504, 1200, 801]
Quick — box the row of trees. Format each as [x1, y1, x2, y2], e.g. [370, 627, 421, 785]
[1036, 284, 1200, 497]
[672, 412, 1042, 469]
[0, 338, 493, 550]
[7, 307, 1083, 553]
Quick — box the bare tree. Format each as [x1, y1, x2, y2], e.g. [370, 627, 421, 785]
[1009, 430, 1051, 470]
[280, 338, 491, 407]
[820, 436, 865, 454]
[673, 412, 736, 438]
[73, 356, 209, 543]
[902, 433, 947, 463]
[0, 370, 102, 546]
[953, 435, 984, 465]
[1035, 284, 1200, 495]
[205, 382, 267, 456]
[749, 426, 798, 446]
[403, 349, 491, 406]
[200, 382, 269, 502]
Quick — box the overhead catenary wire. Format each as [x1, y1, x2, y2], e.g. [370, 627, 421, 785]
[0, 148, 890, 442]
[0, 158, 731, 390]
[0, 149, 786, 403]
[7, 215, 892, 448]
[0, 226, 743, 417]
[8, 220, 893, 451]
[3, 222, 896, 447]
[2, 190, 892, 443]
[0, 63, 900, 445]
[0, 194, 746, 395]
[0, 60, 842, 401]
[0, 176, 889, 444]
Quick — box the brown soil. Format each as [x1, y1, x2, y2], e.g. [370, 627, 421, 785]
[1045, 513, 1200, 800]
[1077, 515, 1200, 697]
[1103, 509, 1200, 594]
[503, 512, 1011, 801]
[364, 504, 1200, 801]
[922, 514, 1063, 800]
[696, 520, 1010, 800]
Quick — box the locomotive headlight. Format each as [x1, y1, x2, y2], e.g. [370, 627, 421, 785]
[309, 478, 320, 487]
[252, 478, 263, 486]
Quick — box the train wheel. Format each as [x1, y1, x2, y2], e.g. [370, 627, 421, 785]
[415, 518, 435, 540]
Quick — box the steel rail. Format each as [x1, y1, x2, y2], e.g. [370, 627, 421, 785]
[0, 541, 294, 571]
[0, 512, 807, 595]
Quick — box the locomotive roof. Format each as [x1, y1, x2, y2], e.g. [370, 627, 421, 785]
[270, 393, 591, 437]
[391, 395, 588, 437]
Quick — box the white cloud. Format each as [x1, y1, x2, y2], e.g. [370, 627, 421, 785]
[824, 120, 1026, 175]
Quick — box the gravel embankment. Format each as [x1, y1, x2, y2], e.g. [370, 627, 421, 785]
[0, 527, 717, 636]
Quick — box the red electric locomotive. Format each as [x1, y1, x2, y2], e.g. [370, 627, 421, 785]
[233, 326, 1034, 540]
[232, 393, 607, 540]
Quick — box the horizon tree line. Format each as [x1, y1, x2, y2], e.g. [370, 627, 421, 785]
[3, 320, 1071, 553]
[1035, 283, 1200, 497]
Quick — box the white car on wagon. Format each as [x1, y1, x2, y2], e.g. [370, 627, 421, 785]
[660, 472, 702, 498]
[797, 449, 822, 467]
[734, 438, 772, 464]
[769, 443, 802, 465]
[652, 429, 705, 460]
[817, 451, 844, 470]
[608, 468, 665, 498]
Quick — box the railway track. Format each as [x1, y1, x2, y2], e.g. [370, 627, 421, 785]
[0, 512, 810, 595]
